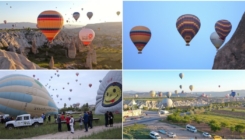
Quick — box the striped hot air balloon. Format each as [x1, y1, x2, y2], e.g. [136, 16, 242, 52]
[87, 12, 93, 20]
[73, 12, 80, 21]
[37, 10, 64, 42]
[130, 26, 151, 54]
[215, 20, 232, 40]
[176, 14, 201, 46]
[0, 74, 58, 117]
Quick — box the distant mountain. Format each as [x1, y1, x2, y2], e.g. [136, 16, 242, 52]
[0, 22, 37, 29]
[123, 90, 245, 98]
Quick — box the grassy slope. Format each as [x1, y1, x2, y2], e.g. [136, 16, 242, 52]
[80, 127, 122, 139]
[123, 124, 150, 139]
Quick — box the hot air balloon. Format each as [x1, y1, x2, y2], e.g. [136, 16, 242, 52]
[0, 74, 58, 117]
[66, 20, 69, 23]
[135, 94, 138, 98]
[76, 79, 78, 82]
[4, 20, 7, 24]
[158, 92, 162, 97]
[95, 71, 122, 114]
[87, 12, 93, 20]
[79, 28, 95, 46]
[79, 83, 81, 85]
[210, 32, 225, 50]
[60, 98, 62, 100]
[166, 92, 172, 98]
[215, 20, 232, 40]
[67, 82, 69, 85]
[179, 73, 184, 79]
[73, 12, 80, 21]
[37, 10, 64, 42]
[218, 85, 220, 88]
[176, 14, 201, 46]
[33, 75, 35, 77]
[189, 85, 194, 91]
[70, 89, 72, 92]
[161, 98, 173, 108]
[99, 80, 102, 83]
[130, 26, 151, 54]
[63, 87, 64, 89]
[116, 11, 120, 16]
[179, 85, 182, 89]
[81, 8, 83, 11]
[76, 73, 79, 76]
[89, 84, 92, 87]
[150, 90, 156, 97]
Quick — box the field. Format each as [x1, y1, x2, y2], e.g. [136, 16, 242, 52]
[0, 113, 122, 139]
[123, 97, 195, 102]
[81, 127, 122, 139]
[123, 124, 150, 139]
[28, 45, 122, 69]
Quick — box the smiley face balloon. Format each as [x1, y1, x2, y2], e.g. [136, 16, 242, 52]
[95, 71, 122, 114]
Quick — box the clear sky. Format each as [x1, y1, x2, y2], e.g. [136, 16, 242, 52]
[123, 1, 245, 69]
[123, 70, 245, 92]
[0, 70, 109, 108]
[0, 0, 122, 25]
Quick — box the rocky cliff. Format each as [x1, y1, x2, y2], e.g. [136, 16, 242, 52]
[213, 12, 245, 69]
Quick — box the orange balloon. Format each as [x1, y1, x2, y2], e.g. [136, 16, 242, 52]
[37, 10, 64, 42]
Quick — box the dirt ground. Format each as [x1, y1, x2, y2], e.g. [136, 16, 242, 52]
[29, 123, 121, 139]
[144, 120, 208, 139]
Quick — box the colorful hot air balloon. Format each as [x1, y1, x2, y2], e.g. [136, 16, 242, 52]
[179, 73, 184, 79]
[73, 12, 80, 21]
[89, 84, 92, 87]
[87, 12, 93, 20]
[189, 85, 194, 91]
[176, 14, 201, 46]
[215, 20, 232, 40]
[210, 32, 225, 50]
[116, 11, 120, 16]
[130, 26, 151, 54]
[37, 10, 64, 42]
[79, 28, 95, 46]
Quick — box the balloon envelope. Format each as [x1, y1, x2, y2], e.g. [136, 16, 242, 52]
[79, 28, 95, 46]
[215, 20, 232, 40]
[179, 73, 184, 79]
[73, 12, 80, 21]
[130, 26, 151, 54]
[116, 11, 120, 16]
[176, 14, 201, 46]
[189, 85, 194, 91]
[87, 12, 93, 20]
[210, 32, 225, 50]
[37, 10, 64, 42]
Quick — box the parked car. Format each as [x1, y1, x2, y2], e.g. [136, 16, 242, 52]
[203, 132, 212, 138]
[149, 131, 161, 139]
[5, 114, 43, 129]
[158, 129, 167, 134]
[166, 132, 176, 138]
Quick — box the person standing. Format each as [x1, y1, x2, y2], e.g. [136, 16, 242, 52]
[57, 115, 62, 132]
[87, 112, 91, 128]
[109, 112, 114, 127]
[105, 111, 109, 127]
[65, 115, 70, 131]
[89, 111, 93, 129]
[48, 115, 51, 123]
[83, 112, 89, 132]
[79, 114, 83, 130]
[70, 115, 75, 134]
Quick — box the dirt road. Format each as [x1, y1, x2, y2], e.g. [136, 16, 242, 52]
[29, 123, 122, 139]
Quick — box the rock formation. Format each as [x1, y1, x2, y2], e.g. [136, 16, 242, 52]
[49, 56, 54, 69]
[68, 40, 76, 58]
[213, 12, 245, 69]
[31, 38, 38, 54]
[0, 50, 41, 69]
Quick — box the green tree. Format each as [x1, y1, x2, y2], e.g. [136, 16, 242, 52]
[221, 122, 229, 128]
[235, 125, 245, 134]
[230, 126, 235, 138]
[209, 122, 221, 132]
[64, 103, 67, 108]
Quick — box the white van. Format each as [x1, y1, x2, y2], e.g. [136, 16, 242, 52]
[186, 124, 197, 133]
[149, 131, 161, 139]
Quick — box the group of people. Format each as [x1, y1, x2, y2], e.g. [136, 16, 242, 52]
[41, 113, 51, 123]
[105, 111, 114, 127]
[57, 111, 93, 134]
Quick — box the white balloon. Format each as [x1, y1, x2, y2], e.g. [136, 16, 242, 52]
[79, 28, 95, 46]
[210, 32, 225, 50]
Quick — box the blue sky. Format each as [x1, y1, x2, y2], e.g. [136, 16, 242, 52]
[0, 0, 122, 25]
[123, 1, 244, 69]
[0, 70, 109, 108]
[123, 70, 245, 92]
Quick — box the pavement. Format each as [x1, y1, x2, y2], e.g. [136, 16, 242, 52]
[28, 123, 122, 139]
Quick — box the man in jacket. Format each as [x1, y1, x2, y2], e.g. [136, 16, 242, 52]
[65, 115, 70, 131]
[57, 115, 62, 132]
[89, 111, 93, 128]
[83, 112, 89, 132]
